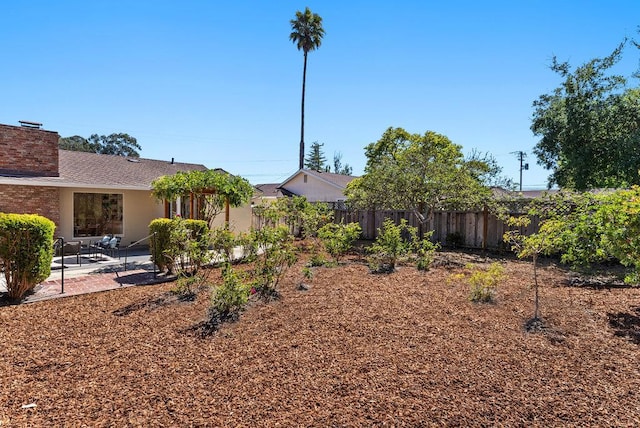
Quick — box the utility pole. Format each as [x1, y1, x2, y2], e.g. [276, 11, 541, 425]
[511, 151, 529, 192]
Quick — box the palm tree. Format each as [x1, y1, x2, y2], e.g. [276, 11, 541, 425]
[289, 7, 325, 170]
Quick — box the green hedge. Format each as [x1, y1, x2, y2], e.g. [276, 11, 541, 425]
[149, 218, 173, 272]
[0, 213, 55, 300]
[149, 218, 209, 274]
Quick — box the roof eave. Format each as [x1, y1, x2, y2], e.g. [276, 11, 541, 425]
[0, 177, 151, 191]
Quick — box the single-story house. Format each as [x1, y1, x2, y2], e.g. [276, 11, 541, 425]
[0, 122, 252, 246]
[253, 183, 284, 203]
[256, 169, 357, 207]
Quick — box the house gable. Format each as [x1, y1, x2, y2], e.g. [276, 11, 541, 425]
[279, 169, 356, 203]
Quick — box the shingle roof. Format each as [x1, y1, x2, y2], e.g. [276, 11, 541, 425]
[59, 150, 207, 188]
[254, 183, 284, 197]
[0, 150, 208, 190]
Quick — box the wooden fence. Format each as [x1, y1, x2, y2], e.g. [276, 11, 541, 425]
[333, 209, 539, 250]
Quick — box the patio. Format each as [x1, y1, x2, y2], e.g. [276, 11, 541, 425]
[0, 246, 169, 304]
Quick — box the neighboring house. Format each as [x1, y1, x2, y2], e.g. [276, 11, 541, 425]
[491, 186, 559, 201]
[276, 169, 357, 206]
[252, 183, 285, 205]
[0, 122, 252, 246]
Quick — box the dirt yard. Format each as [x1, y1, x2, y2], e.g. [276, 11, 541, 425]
[1, 251, 640, 426]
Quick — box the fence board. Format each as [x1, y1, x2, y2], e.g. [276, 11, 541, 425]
[252, 207, 537, 250]
[332, 209, 535, 250]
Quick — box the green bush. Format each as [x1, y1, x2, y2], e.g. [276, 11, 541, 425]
[172, 274, 204, 300]
[307, 252, 328, 267]
[235, 231, 258, 263]
[251, 225, 297, 298]
[367, 219, 440, 273]
[367, 218, 414, 273]
[210, 226, 238, 264]
[149, 218, 173, 272]
[210, 264, 250, 316]
[0, 213, 55, 299]
[149, 217, 209, 275]
[466, 263, 505, 303]
[168, 218, 210, 276]
[317, 222, 361, 263]
[415, 233, 439, 271]
[302, 202, 333, 239]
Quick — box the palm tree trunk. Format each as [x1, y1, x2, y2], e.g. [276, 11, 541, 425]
[299, 51, 308, 170]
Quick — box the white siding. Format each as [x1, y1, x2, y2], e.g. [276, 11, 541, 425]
[282, 173, 346, 202]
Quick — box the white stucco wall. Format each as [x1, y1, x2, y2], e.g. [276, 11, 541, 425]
[58, 188, 254, 248]
[58, 188, 164, 246]
[281, 173, 346, 202]
[210, 203, 253, 233]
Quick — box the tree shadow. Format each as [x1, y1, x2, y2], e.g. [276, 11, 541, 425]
[608, 308, 640, 344]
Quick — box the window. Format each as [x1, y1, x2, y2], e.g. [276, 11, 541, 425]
[168, 196, 191, 219]
[73, 193, 123, 237]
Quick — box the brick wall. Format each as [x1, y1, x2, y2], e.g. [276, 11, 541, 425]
[0, 185, 60, 230]
[0, 124, 59, 176]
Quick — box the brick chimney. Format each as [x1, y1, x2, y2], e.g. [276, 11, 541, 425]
[0, 122, 60, 176]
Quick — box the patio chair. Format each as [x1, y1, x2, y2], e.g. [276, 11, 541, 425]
[90, 235, 112, 260]
[105, 236, 121, 259]
[54, 240, 83, 264]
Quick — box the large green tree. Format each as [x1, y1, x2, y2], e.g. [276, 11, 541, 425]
[290, 7, 325, 170]
[59, 133, 142, 157]
[304, 141, 327, 171]
[345, 127, 492, 218]
[531, 40, 640, 190]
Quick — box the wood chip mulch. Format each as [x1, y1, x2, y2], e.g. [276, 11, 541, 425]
[1, 252, 640, 426]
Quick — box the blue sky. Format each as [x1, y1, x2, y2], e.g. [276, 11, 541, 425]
[1, 1, 639, 188]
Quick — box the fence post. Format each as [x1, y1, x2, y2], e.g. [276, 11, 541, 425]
[59, 237, 64, 294]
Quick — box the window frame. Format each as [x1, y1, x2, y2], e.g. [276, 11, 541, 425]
[72, 192, 124, 239]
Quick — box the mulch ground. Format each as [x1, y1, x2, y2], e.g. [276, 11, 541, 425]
[1, 250, 640, 426]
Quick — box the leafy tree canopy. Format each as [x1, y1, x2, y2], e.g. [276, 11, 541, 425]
[59, 133, 142, 157]
[345, 127, 492, 215]
[465, 149, 515, 190]
[151, 169, 254, 208]
[531, 39, 640, 190]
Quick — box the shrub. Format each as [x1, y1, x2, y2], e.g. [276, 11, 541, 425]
[367, 218, 415, 273]
[251, 225, 297, 298]
[210, 264, 250, 317]
[235, 231, 258, 263]
[317, 222, 361, 263]
[415, 232, 439, 271]
[0, 213, 55, 300]
[210, 226, 238, 264]
[307, 252, 328, 267]
[172, 274, 204, 301]
[149, 218, 173, 272]
[302, 202, 333, 243]
[302, 266, 313, 281]
[183, 219, 210, 272]
[166, 217, 210, 276]
[149, 217, 210, 275]
[465, 262, 505, 303]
